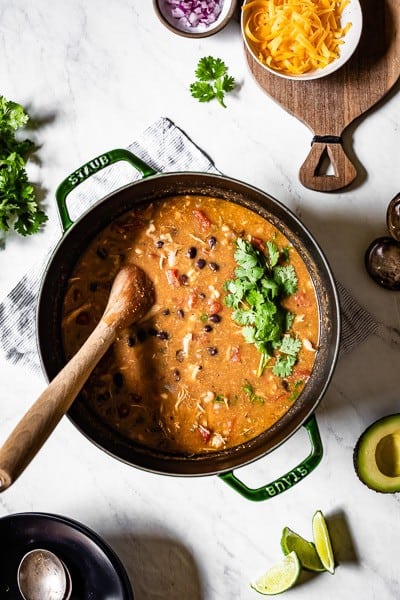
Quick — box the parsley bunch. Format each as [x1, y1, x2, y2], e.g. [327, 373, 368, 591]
[190, 56, 236, 108]
[225, 238, 301, 377]
[0, 96, 47, 237]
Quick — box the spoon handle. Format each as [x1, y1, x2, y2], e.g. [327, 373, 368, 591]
[0, 319, 116, 492]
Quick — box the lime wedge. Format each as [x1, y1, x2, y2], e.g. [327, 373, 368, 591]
[251, 551, 301, 595]
[312, 510, 335, 574]
[281, 526, 325, 572]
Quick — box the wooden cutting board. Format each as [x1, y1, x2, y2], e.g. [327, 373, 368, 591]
[245, 0, 400, 192]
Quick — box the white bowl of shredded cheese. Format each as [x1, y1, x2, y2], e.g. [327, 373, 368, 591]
[154, 0, 238, 38]
[241, 0, 363, 80]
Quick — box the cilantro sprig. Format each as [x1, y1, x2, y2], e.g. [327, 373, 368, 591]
[225, 237, 300, 377]
[0, 96, 47, 237]
[243, 380, 265, 404]
[190, 56, 236, 108]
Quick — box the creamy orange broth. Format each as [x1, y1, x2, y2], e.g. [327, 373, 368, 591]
[61, 196, 319, 454]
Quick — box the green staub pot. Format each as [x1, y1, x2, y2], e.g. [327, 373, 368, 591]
[37, 149, 340, 501]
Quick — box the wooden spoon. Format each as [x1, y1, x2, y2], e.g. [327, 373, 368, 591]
[0, 264, 154, 492]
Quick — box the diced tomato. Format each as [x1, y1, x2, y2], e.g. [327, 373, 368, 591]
[208, 300, 222, 314]
[251, 236, 265, 252]
[230, 346, 241, 363]
[288, 368, 311, 383]
[192, 209, 211, 231]
[166, 269, 181, 287]
[187, 290, 199, 309]
[293, 292, 311, 307]
[198, 424, 211, 443]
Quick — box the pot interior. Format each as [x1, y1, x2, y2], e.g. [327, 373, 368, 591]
[37, 173, 340, 475]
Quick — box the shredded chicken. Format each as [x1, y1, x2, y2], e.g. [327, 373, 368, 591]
[209, 433, 227, 449]
[303, 338, 317, 352]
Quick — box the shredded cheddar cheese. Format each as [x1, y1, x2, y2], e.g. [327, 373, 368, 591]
[243, 0, 352, 75]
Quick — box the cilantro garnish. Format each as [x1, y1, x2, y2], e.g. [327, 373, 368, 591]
[214, 394, 226, 403]
[243, 380, 265, 404]
[0, 96, 47, 237]
[225, 237, 300, 377]
[190, 56, 236, 108]
[288, 380, 304, 402]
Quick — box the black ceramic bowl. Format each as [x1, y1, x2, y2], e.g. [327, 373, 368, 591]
[0, 512, 133, 600]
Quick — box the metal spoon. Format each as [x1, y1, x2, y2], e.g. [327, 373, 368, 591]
[17, 549, 72, 600]
[365, 193, 400, 290]
[0, 264, 154, 491]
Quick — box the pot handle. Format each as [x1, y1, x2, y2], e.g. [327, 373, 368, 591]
[55, 149, 156, 232]
[219, 415, 323, 501]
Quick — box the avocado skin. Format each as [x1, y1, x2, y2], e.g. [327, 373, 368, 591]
[353, 414, 400, 494]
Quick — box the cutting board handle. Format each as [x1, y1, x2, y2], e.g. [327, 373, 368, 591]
[299, 135, 357, 192]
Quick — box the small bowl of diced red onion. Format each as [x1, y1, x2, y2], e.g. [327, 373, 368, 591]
[153, 0, 237, 38]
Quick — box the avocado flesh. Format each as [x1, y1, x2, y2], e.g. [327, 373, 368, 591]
[354, 414, 400, 493]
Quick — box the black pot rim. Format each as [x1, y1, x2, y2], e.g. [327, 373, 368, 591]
[37, 171, 341, 477]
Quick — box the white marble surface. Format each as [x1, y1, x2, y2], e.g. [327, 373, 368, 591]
[0, 2, 400, 599]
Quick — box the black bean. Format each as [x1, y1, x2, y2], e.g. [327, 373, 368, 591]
[176, 349, 184, 363]
[137, 329, 147, 342]
[203, 324, 213, 333]
[207, 347, 218, 356]
[127, 336, 136, 347]
[157, 330, 169, 340]
[97, 391, 110, 404]
[129, 392, 143, 404]
[209, 262, 219, 272]
[155, 240, 164, 248]
[117, 403, 130, 418]
[180, 274, 189, 285]
[177, 309, 185, 318]
[162, 308, 170, 316]
[113, 372, 124, 388]
[148, 327, 158, 336]
[198, 292, 206, 300]
[89, 282, 98, 292]
[208, 236, 217, 249]
[195, 258, 206, 269]
[209, 314, 221, 324]
[187, 246, 197, 259]
[96, 247, 108, 259]
[173, 368, 181, 381]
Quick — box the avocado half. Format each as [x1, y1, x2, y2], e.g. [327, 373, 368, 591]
[354, 414, 400, 493]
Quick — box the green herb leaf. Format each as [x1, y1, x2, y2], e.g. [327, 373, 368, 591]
[273, 265, 298, 296]
[195, 56, 227, 81]
[191, 57, 236, 108]
[0, 96, 29, 131]
[267, 240, 280, 268]
[243, 380, 265, 404]
[213, 394, 226, 403]
[189, 81, 215, 103]
[288, 380, 304, 402]
[0, 96, 47, 238]
[279, 336, 302, 356]
[272, 355, 297, 378]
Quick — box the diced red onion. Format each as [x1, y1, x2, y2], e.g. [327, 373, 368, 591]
[165, 0, 223, 29]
